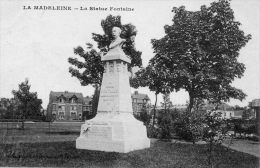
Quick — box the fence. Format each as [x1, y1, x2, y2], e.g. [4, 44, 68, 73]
[0, 119, 83, 144]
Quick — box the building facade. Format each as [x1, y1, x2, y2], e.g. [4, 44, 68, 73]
[249, 99, 260, 135]
[47, 91, 85, 121]
[131, 91, 151, 116]
[82, 96, 92, 120]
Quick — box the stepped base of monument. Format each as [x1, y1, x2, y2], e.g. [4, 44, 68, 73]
[76, 137, 150, 153]
[76, 113, 150, 153]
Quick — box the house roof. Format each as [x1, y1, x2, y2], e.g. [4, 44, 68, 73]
[233, 110, 244, 116]
[49, 91, 84, 103]
[249, 99, 260, 107]
[83, 96, 92, 105]
[131, 91, 150, 100]
[202, 101, 233, 111]
[218, 103, 233, 111]
[172, 104, 187, 109]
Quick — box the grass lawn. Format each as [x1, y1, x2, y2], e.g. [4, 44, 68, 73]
[0, 140, 259, 168]
[0, 122, 82, 143]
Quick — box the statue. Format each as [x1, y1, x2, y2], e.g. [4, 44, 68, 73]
[101, 26, 130, 62]
[100, 27, 125, 57]
[109, 27, 126, 50]
[76, 25, 150, 153]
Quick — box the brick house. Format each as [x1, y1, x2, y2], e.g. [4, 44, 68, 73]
[47, 91, 84, 121]
[131, 91, 151, 116]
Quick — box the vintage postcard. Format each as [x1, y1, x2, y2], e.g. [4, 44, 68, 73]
[0, 0, 259, 167]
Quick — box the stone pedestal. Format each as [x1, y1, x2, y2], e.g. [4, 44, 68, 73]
[76, 47, 150, 153]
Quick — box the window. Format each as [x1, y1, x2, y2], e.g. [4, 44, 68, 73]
[71, 98, 76, 103]
[52, 114, 56, 120]
[58, 112, 65, 120]
[71, 106, 77, 111]
[70, 112, 76, 120]
[52, 104, 56, 110]
[58, 106, 65, 111]
[59, 98, 64, 103]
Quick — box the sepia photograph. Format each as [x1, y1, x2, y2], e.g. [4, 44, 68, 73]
[0, 0, 259, 167]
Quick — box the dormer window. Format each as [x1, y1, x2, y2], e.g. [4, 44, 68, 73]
[71, 98, 75, 103]
[59, 98, 64, 103]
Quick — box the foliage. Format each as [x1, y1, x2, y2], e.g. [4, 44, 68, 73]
[90, 85, 100, 119]
[160, 93, 173, 112]
[174, 109, 205, 143]
[202, 110, 226, 166]
[12, 79, 43, 127]
[203, 111, 226, 143]
[130, 64, 171, 127]
[0, 98, 16, 119]
[157, 110, 175, 139]
[150, 0, 251, 113]
[134, 106, 151, 126]
[68, 15, 142, 87]
[230, 119, 258, 135]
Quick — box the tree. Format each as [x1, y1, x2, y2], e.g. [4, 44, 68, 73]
[161, 93, 173, 113]
[68, 15, 143, 114]
[135, 105, 151, 126]
[151, 0, 251, 114]
[202, 111, 226, 166]
[90, 85, 100, 119]
[12, 79, 42, 128]
[131, 64, 172, 127]
[157, 110, 174, 139]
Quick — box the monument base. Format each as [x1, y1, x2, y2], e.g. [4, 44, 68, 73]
[76, 113, 150, 153]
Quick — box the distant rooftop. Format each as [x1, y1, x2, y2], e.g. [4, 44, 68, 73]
[131, 91, 150, 100]
[249, 99, 260, 107]
[83, 96, 92, 105]
[49, 91, 84, 103]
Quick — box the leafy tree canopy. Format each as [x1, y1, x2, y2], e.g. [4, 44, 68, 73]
[12, 79, 42, 120]
[131, 63, 172, 94]
[68, 15, 142, 87]
[151, 0, 251, 111]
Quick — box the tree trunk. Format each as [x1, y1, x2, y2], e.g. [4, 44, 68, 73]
[92, 84, 101, 117]
[188, 92, 194, 114]
[188, 91, 195, 144]
[164, 96, 167, 114]
[21, 115, 25, 130]
[208, 139, 213, 166]
[152, 93, 158, 127]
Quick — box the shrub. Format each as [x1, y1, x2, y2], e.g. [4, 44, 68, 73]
[157, 112, 174, 139]
[146, 124, 160, 138]
[174, 110, 205, 143]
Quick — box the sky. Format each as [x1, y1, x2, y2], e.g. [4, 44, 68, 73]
[0, 0, 259, 109]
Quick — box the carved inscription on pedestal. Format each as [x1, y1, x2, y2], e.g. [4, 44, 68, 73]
[86, 126, 112, 139]
[99, 80, 119, 110]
